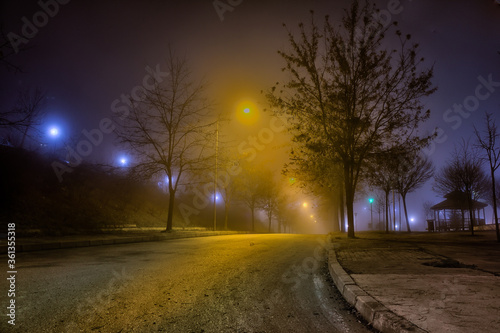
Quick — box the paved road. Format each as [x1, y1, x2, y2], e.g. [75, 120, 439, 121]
[1, 234, 374, 332]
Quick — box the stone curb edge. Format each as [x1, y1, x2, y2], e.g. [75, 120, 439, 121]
[0, 231, 249, 254]
[328, 249, 428, 333]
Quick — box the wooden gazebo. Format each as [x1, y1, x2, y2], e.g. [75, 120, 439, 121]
[429, 190, 487, 231]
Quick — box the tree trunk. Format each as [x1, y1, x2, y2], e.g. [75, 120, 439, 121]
[385, 190, 390, 233]
[392, 190, 396, 231]
[461, 209, 465, 231]
[339, 186, 346, 233]
[268, 213, 272, 233]
[251, 207, 255, 232]
[166, 188, 175, 231]
[490, 168, 500, 242]
[467, 193, 475, 236]
[402, 193, 412, 233]
[224, 202, 229, 230]
[331, 193, 340, 232]
[344, 163, 355, 238]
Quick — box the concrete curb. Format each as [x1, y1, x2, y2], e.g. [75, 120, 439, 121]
[328, 250, 428, 333]
[1, 231, 249, 254]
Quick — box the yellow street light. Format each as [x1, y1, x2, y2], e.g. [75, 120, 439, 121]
[235, 100, 259, 125]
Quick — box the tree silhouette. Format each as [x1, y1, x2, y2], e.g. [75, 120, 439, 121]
[474, 112, 500, 242]
[267, 0, 436, 237]
[115, 52, 212, 232]
[393, 152, 434, 233]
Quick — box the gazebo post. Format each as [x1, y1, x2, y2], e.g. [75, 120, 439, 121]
[434, 210, 440, 231]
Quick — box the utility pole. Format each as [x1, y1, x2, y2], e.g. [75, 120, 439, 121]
[368, 198, 374, 229]
[213, 119, 219, 231]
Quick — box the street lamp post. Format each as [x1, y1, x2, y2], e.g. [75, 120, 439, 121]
[368, 198, 374, 228]
[213, 119, 219, 231]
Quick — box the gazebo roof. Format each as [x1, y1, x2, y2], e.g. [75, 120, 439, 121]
[431, 191, 488, 211]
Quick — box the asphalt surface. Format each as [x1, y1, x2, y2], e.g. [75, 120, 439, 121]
[1, 234, 375, 333]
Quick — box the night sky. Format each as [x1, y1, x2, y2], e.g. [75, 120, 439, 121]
[1, 0, 499, 229]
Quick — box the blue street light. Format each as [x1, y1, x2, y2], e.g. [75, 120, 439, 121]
[119, 156, 128, 167]
[49, 127, 59, 137]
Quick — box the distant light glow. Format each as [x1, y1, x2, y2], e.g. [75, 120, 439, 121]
[368, 198, 374, 204]
[243, 108, 250, 114]
[303, 202, 308, 208]
[49, 127, 59, 137]
[119, 156, 128, 166]
[410, 218, 415, 222]
[310, 214, 314, 218]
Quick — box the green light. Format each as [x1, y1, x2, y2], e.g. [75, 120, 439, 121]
[368, 198, 374, 204]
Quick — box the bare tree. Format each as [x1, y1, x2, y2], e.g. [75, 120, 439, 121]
[235, 166, 266, 232]
[0, 24, 24, 72]
[259, 170, 280, 233]
[1, 89, 47, 147]
[15, 88, 47, 148]
[115, 53, 212, 232]
[434, 140, 489, 236]
[474, 112, 500, 242]
[422, 200, 435, 220]
[393, 152, 434, 233]
[267, 1, 436, 238]
[367, 153, 397, 233]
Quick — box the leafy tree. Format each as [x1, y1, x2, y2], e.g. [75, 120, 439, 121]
[115, 52, 212, 232]
[275, 194, 295, 233]
[284, 145, 344, 231]
[434, 140, 489, 236]
[474, 112, 500, 242]
[267, 0, 436, 237]
[393, 152, 434, 233]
